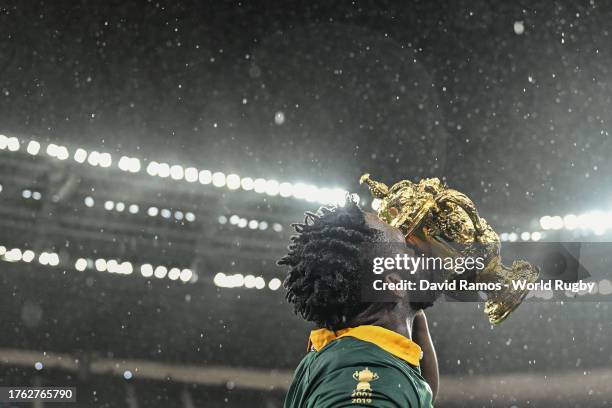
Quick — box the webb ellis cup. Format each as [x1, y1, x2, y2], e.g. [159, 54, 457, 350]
[360, 174, 539, 324]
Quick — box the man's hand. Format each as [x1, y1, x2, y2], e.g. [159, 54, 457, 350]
[412, 310, 439, 402]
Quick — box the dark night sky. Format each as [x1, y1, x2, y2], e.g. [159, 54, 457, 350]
[1, 0, 611, 220]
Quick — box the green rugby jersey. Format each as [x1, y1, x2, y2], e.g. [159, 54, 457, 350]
[284, 325, 433, 408]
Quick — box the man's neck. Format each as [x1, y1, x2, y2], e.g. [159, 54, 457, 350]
[344, 303, 417, 339]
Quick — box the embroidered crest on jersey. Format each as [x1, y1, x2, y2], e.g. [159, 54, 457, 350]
[351, 367, 379, 404]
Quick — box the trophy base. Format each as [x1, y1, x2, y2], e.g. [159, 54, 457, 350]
[484, 286, 530, 325]
[483, 259, 539, 325]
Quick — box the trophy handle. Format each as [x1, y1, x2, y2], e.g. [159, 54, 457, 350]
[397, 201, 437, 238]
[435, 190, 486, 238]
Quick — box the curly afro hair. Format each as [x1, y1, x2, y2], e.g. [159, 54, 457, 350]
[277, 199, 380, 329]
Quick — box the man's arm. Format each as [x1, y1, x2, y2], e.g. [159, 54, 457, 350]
[412, 310, 439, 402]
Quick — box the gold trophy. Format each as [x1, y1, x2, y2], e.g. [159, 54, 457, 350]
[360, 174, 539, 324]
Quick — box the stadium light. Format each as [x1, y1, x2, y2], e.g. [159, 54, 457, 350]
[1, 135, 360, 208]
[140, 264, 153, 277]
[278, 182, 292, 197]
[0, 248, 272, 290]
[22, 250, 35, 263]
[26, 141, 41, 155]
[199, 170, 212, 184]
[540, 210, 612, 235]
[184, 167, 198, 182]
[87, 151, 100, 166]
[170, 165, 184, 180]
[254, 276, 266, 289]
[5, 248, 22, 262]
[157, 163, 170, 178]
[95, 258, 107, 272]
[0, 243, 198, 285]
[226, 174, 240, 190]
[268, 278, 282, 290]
[241, 177, 254, 191]
[75, 258, 88, 271]
[146, 161, 160, 176]
[179, 269, 193, 282]
[6, 137, 20, 151]
[265, 180, 280, 196]
[56, 146, 69, 160]
[74, 148, 88, 163]
[253, 178, 266, 193]
[154, 265, 168, 279]
[168, 267, 181, 280]
[212, 172, 226, 187]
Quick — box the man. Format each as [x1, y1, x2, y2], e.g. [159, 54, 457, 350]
[278, 199, 439, 407]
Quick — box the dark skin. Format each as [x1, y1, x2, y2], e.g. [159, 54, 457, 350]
[345, 212, 440, 402]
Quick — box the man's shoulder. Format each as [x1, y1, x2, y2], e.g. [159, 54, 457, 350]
[290, 336, 404, 390]
[313, 336, 412, 372]
[286, 337, 432, 408]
